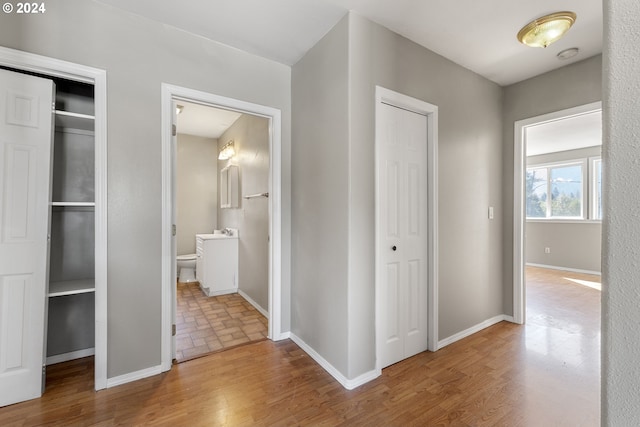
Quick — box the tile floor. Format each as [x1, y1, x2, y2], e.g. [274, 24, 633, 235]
[175, 281, 268, 362]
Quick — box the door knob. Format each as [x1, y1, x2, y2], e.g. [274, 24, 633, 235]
[392, 245, 397, 251]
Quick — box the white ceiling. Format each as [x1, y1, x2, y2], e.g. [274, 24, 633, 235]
[96, 0, 602, 86]
[176, 101, 241, 139]
[526, 110, 602, 157]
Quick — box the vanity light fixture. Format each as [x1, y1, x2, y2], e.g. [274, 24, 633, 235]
[517, 11, 577, 48]
[218, 140, 235, 160]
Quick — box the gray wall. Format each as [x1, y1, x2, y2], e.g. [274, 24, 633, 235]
[0, 0, 292, 378]
[502, 55, 602, 315]
[526, 146, 601, 272]
[176, 134, 218, 255]
[602, 0, 640, 422]
[348, 14, 504, 374]
[292, 15, 350, 375]
[218, 114, 270, 312]
[292, 12, 504, 380]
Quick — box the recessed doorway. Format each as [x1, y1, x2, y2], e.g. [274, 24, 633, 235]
[173, 101, 270, 361]
[513, 101, 602, 323]
[160, 84, 284, 371]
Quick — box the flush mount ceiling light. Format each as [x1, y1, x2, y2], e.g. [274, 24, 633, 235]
[517, 11, 577, 48]
[218, 140, 235, 160]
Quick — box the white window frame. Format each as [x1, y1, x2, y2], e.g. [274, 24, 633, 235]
[590, 156, 603, 221]
[526, 159, 587, 220]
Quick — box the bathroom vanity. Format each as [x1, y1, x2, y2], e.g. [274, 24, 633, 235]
[195, 232, 239, 296]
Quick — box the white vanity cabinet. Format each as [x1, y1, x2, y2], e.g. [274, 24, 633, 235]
[196, 233, 239, 297]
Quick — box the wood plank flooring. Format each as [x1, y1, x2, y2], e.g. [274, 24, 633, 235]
[0, 267, 600, 426]
[176, 282, 268, 362]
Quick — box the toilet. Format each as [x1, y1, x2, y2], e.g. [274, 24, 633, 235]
[177, 254, 197, 283]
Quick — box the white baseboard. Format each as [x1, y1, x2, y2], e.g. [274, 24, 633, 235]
[289, 333, 380, 390]
[106, 364, 162, 388]
[526, 263, 601, 276]
[438, 315, 511, 349]
[46, 348, 95, 365]
[238, 289, 268, 318]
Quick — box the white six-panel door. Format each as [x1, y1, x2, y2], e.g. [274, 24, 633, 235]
[0, 69, 54, 406]
[378, 101, 429, 368]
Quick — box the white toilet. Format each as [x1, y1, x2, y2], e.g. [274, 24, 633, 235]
[177, 254, 197, 283]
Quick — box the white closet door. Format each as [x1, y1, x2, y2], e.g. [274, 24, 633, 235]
[378, 102, 429, 368]
[0, 69, 54, 406]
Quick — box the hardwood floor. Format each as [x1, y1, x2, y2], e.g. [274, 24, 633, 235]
[0, 267, 600, 426]
[176, 282, 268, 362]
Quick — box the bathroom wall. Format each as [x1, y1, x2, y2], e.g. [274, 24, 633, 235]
[218, 114, 270, 313]
[176, 133, 219, 255]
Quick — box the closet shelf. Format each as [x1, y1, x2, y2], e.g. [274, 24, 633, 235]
[55, 110, 95, 132]
[49, 279, 95, 297]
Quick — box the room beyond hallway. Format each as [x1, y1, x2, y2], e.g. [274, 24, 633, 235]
[175, 281, 268, 361]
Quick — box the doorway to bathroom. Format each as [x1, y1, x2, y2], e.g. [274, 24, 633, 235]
[160, 85, 284, 369]
[174, 101, 270, 361]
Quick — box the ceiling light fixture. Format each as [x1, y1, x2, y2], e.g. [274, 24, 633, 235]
[218, 140, 235, 160]
[517, 11, 577, 48]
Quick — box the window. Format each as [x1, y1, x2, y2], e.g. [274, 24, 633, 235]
[591, 157, 603, 220]
[526, 161, 586, 219]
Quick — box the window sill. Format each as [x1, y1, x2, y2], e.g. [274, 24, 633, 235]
[526, 219, 602, 224]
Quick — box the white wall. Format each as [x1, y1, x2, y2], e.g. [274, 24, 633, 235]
[176, 133, 218, 255]
[502, 55, 602, 315]
[0, 0, 291, 378]
[217, 114, 270, 312]
[602, 0, 640, 423]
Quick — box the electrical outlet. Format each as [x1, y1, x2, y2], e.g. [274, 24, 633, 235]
[544, 247, 551, 254]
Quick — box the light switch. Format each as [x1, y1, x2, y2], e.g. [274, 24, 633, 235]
[488, 206, 494, 220]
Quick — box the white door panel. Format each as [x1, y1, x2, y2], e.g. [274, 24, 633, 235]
[0, 69, 54, 407]
[378, 102, 428, 368]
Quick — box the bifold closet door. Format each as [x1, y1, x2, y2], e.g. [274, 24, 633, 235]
[0, 69, 54, 407]
[378, 102, 429, 369]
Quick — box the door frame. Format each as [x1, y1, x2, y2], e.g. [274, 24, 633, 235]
[0, 46, 108, 390]
[374, 86, 439, 371]
[160, 84, 284, 370]
[512, 101, 602, 324]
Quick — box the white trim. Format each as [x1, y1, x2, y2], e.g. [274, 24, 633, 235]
[238, 289, 269, 318]
[106, 365, 163, 389]
[374, 86, 439, 373]
[589, 157, 603, 221]
[438, 315, 512, 348]
[526, 158, 588, 220]
[526, 263, 601, 276]
[513, 101, 601, 325]
[46, 348, 95, 366]
[0, 46, 108, 391]
[161, 84, 285, 372]
[526, 219, 602, 225]
[290, 333, 381, 390]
